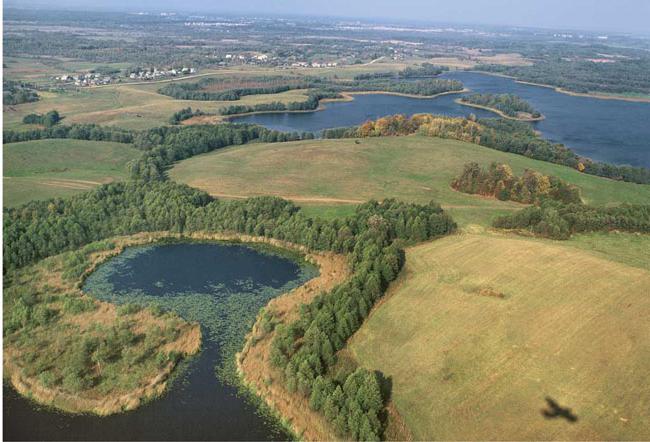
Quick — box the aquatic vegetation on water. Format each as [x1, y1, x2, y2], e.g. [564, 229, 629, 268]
[83, 242, 318, 386]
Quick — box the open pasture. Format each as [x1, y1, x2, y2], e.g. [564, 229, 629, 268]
[3, 138, 139, 207]
[349, 233, 650, 440]
[170, 135, 650, 226]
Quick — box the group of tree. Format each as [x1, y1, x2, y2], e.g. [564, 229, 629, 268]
[127, 124, 315, 181]
[477, 57, 650, 95]
[168, 107, 206, 124]
[452, 162, 582, 204]
[341, 78, 463, 96]
[493, 200, 650, 239]
[3, 123, 134, 144]
[353, 63, 448, 81]
[158, 76, 315, 101]
[3, 80, 40, 105]
[219, 90, 341, 116]
[22, 110, 62, 128]
[321, 114, 650, 185]
[398, 63, 448, 78]
[460, 93, 541, 118]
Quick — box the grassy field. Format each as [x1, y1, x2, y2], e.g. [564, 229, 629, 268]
[3, 83, 311, 131]
[349, 233, 650, 440]
[3, 139, 140, 207]
[170, 135, 650, 227]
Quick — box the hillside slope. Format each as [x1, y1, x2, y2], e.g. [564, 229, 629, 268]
[170, 135, 650, 226]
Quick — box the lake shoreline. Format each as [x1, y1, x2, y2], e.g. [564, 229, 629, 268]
[3, 232, 203, 416]
[213, 88, 469, 122]
[237, 249, 351, 441]
[4, 231, 328, 423]
[467, 70, 650, 103]
[454, 98, 545, 121]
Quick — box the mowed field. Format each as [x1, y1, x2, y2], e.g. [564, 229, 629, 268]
[3, 139, 139, 207]
[170, 135, 650, 226]
[349, 233, 650, 440]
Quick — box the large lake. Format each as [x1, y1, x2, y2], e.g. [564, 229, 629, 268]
[231, 71, 650, 168]
[4, 242, 317, 441]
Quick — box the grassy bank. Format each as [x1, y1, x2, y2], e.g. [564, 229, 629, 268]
[3, 139, 140, 207]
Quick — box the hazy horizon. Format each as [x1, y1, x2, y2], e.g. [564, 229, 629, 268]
[5, 0, 650, 36]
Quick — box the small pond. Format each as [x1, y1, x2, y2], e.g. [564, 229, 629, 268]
[4, 241, 318, 441]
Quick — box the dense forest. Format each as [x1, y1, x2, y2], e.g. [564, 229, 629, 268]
[493, 200, 650, 239]
[321, 114, 650, 185]
[452, 162, 582, 204]
[3, 176, 456, 440]
[3, 80, 40, 105]
[339, 78, 463, 96]
[477, 58, 650, 95]
[459, 93, 541, 118]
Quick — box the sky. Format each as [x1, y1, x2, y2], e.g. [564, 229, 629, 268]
[8, 0, 650, 35]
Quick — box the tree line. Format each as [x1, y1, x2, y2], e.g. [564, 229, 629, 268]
[3, 123, 135, 144]
[169, 107, 206, 124]
[340, 78, 463, 96]
[158, 76, 315, 101]
[452, 162, 582, 204]
[460, 93, 541, 118]
[493, 200, 650, 239]
[127, 124, 315, 181]
[353, 63, 448, 81]
[478, 58, 650, 95]
[219, 90, 341, 116]
[321, 114, 650, 185]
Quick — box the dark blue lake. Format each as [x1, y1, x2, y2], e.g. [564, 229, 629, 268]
[231, 71, 650, 168]
[4, 242, 317, 441]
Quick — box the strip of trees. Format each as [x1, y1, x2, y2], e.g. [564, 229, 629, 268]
[169, 107, 206, 124]
[353, 63, 448, 81]
[127, 124, 314, 181]
[478, 58, 650, 95]
[3, 123, 135, 144]
[452, 162, 582, 204]
[493, 201, 650, 239]
[219, 90, 341, 115]
[460, 93, 541, 118]
[321, 114, 650, 185]
[158, 76, 316, 101]
[340, 78, 463, 96]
